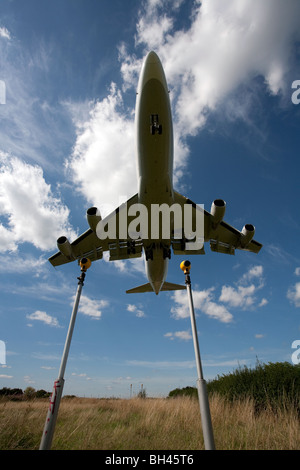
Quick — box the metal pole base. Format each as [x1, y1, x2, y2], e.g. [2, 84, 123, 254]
[196, 378, 215, 450]
[39, 378, 65, 450]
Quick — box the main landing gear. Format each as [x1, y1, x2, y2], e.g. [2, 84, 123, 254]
[145, 243, 171, 261]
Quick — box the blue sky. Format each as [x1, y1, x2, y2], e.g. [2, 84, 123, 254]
[1, 0, 300, 398]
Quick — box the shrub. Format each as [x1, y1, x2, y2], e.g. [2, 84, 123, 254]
[168, 362, 300, 413]
[206, 361, 300, 413]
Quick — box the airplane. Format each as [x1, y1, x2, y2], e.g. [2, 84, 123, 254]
[49, 51, 262, 294]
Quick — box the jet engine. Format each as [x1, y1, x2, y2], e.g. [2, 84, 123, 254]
[57, 236, 75, 259]
[87, 206, 102, 233]
[240, 224, 255, 247]
[210, 199, 226, 226]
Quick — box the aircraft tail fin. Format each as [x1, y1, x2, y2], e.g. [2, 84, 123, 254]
[126, 281, 186, 294]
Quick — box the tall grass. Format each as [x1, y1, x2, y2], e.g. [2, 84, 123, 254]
[0, 395, 299, 450]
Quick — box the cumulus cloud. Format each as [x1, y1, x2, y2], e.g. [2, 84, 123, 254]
[171, 287, 233, 323]
[219, 265, 265, 309]
[127, 303, 146, 318]
[134, 0, 300, 133]
[0, 253, 47, 274]
[287, 282, 300, 308]
[164, 330, 192, 341]
[66, 84, 136, 214]
[0, 27, 11, 40]
[27, 310, 60, 327]
[0, 152, 77, 252]
[171, 265, 267, 322]
[74, 294, 109, 319]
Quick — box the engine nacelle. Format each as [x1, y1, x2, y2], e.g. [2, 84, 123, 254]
[87, 206, 102, 232]
[57, 236, 75, 259]
[210, 199, 226, 227]
[240, 224, 255, 247]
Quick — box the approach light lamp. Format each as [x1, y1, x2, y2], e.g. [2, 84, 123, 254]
[80, 257, 92, 272]
[180, 260, 191, 274]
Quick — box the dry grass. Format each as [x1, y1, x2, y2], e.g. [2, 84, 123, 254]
[0, 395, 299, 450]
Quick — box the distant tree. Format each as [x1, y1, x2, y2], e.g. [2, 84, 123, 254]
[36, 389, 51, 398]
[24, 386, 36, 399]
[168, 386, 197, 399]
[0, 387, 23, 396]
[137, 388, 147, 399]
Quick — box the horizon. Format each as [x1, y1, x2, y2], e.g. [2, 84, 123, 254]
[1, 0, 300, 398]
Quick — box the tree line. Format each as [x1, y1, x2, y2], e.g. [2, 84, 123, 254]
[168, 361, 300, 413]
[0, 387, 51, 399]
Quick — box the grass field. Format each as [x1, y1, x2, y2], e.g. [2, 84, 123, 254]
[0, 395, 299, 450]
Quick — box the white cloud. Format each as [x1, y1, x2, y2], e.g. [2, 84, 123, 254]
[66, 84, 136, 213]
[287, 282, 300, 308]
[171, 287, 233, 323]
[171, 265, 267, 322]
[127, 303, 146, 318]
[295, 267, 300, 276]
[75, 294, 109, 319]
[220, 265, 265, 309]
[164, 330, 192, 341]
[258, 298, 268, 307]
[0, 27, 11, 40]
[0, 254, 47, 274]
[243, 265, 264, 281]
[27, 310, 60, 328]
[0, 152, 77, 252]
[219, 284, 256, 308]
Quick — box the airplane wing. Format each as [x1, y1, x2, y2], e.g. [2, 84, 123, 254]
[173, 191, 262, 255]
[49, 193, 142, 267]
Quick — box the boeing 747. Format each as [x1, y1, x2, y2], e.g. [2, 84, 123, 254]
[49, 51, 262, 294]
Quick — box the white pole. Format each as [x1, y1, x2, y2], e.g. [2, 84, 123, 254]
[39, 259, 91, 450]
[180, 260, 216, 450]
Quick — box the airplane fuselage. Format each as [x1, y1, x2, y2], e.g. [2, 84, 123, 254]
[135, 51, 174, 294]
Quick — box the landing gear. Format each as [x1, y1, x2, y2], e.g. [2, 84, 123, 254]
[150, 114, 162, 135]
[145, 244, 154, 261]
[162, 245, 171, 259]
[145, 243, 171, 260]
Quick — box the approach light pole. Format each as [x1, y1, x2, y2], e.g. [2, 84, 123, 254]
[180, 260, 215, 450]
[39, 258, 92, 451]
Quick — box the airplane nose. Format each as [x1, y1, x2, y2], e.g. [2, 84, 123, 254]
[145, 50, 160, 65]
[138, 51, 168, 94]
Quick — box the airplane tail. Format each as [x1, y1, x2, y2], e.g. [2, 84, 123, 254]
[126, 281, 186, 294]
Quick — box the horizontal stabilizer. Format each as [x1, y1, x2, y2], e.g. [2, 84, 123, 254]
[126, 281, 186, 294]
[160, 281, 186, 291]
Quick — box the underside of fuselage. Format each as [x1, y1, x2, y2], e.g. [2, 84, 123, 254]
[135, 51, 175, 294]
